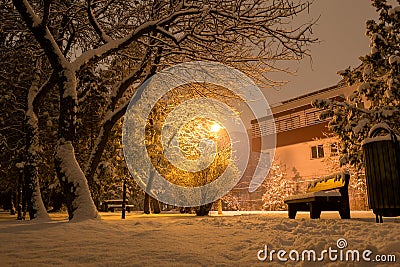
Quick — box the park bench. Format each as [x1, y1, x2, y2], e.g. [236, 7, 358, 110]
[284, 172, 350, 219]
[100, 199, 135, 212]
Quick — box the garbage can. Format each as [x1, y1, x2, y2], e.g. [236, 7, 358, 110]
[362, 124, 400, 223]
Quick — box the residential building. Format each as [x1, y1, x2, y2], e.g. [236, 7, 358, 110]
[247, 82, 368, 210]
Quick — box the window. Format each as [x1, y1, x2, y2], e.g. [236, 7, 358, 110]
[330, 142, 339, 156]
[356, 102, 365, 109]
[311, 145, 324, 159]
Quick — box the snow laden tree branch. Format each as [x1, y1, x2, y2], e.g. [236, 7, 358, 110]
[313, 0, 400, 167]
[13, 0, 316, 220]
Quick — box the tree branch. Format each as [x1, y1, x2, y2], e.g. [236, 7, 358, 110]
[73, 7, 204, 72]
[32, 71, 58, 114]
[12, 0, 70, 71]
[87, 0, 112, 43]
[40, 0, 52, 28]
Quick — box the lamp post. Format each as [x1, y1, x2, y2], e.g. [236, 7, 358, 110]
[210, 122, 224, 215]
[122, 179, 127, 219]
[116, 145, 127, 220]
[15, 159, 24, 220]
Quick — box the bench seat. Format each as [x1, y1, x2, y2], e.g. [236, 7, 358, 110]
[284, 191, 341, 202]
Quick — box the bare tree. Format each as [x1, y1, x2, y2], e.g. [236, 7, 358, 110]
[12, 0, 316, 220]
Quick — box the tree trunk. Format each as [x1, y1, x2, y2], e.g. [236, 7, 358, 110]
[17, 170, 23, 220]
[54, 69, 99, 221]
[143, 192, 151, 214]
[143, 193, 161, 214]
[24, 111, 50, 221]
[9, 193, 16, 216]
[195, 203, 213, 216]
[55, 140, 99, 221]
[11, 0, 98, 221]
[217, 199, 223, 215]
[151, 197, 161, 214]
[24, 69, 50, 221]
[143, 168, 161, 214]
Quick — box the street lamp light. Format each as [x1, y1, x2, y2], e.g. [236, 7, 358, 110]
[210, 122, 222, 133]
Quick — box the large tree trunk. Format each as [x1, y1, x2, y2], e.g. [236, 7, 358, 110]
[24, 70, 50, 221]
[195, 203, 213, 216]
[143, 169, 161, 214]
[143, 193, 151, 214]
[54, 69, 99, 221]
[152, 198, 161, 214]
[24, 110, 50, 221]
[55, 142, 99, 221]
[143, 193, 161, 214]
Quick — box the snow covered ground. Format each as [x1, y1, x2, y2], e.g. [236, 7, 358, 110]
[0, 210, 399, 266]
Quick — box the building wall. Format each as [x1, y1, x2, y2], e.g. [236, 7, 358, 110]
[274, 139, 336, 180]
[251, 84, 357, 180]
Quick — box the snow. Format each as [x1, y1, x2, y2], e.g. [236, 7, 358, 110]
[368, 122, 392, 136]
[362, 65, 372, 79]
[381, 107, 397, 117]
[362, 134, 400, 145]
[22, 0, 41, 27]
[72, 23, 151, 71]
[352, 118, 369, 134]
[389, 55, 400, 65]
[361, 123, 400, 145]
[55, 142, 100, 221]
[370, 46, 379, 55]
[388, 6, 400, 16]
[357, 82, 370, 93]
[371, 33, 388, 45]
[32, 186, 51, 222]
[0, 211, 398, 266]
[61, 68, 78, 99]
[15, 162, 25, 169]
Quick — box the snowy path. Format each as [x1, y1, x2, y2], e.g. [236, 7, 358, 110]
[0, 211, 398, 266]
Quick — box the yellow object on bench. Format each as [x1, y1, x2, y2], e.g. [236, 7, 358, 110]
[307, 173, 348, 193]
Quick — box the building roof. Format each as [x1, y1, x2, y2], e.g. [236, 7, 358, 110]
[250, 82, 357, 148]
[270, 82, 355, 117]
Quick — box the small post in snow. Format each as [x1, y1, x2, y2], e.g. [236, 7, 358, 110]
[122, 180, 127, 219]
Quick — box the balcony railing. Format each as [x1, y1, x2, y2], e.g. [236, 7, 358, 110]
[251, 108, 327, 138]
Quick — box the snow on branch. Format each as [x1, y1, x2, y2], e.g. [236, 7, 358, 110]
[13, 0, 70, 70]
[72, 6, 204, 72]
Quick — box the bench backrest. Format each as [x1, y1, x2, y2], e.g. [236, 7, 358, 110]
[306, 172, 350, 193]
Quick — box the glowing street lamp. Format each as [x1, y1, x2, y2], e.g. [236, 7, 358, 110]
[210, 122, 222, 133]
